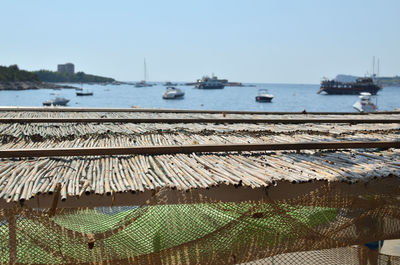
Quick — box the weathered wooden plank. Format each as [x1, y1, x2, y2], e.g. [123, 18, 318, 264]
[0, 141, 399, 158]
[1, 117, 400, 124]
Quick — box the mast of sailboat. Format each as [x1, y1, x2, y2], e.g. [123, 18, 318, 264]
[377, 58, 380, 77]
[372, 56, 375, 77]
[144, 58, 147, 82]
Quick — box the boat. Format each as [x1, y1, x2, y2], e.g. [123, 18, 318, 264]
[42, 97, 70, 106]
[76, 83, 84, 91]
[255, 89, 274, 102]
[162, 87, 185, 99]
[134, 58, 153, 87]
[353, 92, 377, 112]
[76, 90, 93, 96]
[134, 80, 152, 87]
[317, 77, 381, 95]
[195, 75, 225, 89]
[163, 81, 178, 86]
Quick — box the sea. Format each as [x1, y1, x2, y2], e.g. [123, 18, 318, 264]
[0, 83, 399, 112]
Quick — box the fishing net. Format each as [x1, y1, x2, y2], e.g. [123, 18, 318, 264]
[243, 247, 400, 264]
[1, 180, 400, 265]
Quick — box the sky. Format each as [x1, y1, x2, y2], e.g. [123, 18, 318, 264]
[1, 0, 399, 83]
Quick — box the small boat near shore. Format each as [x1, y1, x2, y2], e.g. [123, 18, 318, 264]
[162, 87, 185, 99]
[163, 81, 178, 86]
[353, 92, 377, 112]
[43, 97, 70, 106]
[76, 90, 93, 96]
[135, 59, 153, 87]
[134, 80, 153, 87]
[255, 89, 274, 102]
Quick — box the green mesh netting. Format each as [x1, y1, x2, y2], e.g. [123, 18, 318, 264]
[1, 188, 400, 265]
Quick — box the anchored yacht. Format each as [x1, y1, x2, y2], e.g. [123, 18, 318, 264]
[162, 87, 185, 99]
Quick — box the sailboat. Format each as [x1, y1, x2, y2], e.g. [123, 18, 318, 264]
[135, 59, 153, 87]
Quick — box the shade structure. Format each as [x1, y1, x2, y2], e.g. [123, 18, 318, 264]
[0, 108, 400, 264]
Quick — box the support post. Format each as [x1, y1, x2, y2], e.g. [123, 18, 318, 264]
[8, 209, 17, 264]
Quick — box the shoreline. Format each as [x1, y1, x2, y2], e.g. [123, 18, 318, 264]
[0, 81, 128, 91]
[0, 81, 77, 91]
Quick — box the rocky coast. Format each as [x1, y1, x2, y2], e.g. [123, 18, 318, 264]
[0, 81, 76, 90]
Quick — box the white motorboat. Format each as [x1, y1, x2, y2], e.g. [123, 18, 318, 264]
[43, 97, 70, 106]
[255, 89, 274, 102]
[353, 92, 376, 112]
[162, 87, 185, 99]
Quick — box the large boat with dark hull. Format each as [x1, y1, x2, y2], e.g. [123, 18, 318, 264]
[317, 77, 381, 95]
[195, 75, 225, 89]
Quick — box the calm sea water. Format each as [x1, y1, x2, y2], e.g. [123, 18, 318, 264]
[0, 83, 399, 112]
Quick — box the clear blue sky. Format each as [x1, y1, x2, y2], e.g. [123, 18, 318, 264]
[1, 0, 399, 83]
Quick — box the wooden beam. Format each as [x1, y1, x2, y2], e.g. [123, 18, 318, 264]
[0, 106, 399, 115]
[0, 141, 399, 158]
[48, 183, 61, 217]
[0, 118, 399, 124]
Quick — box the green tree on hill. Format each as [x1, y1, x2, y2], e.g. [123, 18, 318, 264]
[0, 65, 39, 81]
[33, 70, 115, 83]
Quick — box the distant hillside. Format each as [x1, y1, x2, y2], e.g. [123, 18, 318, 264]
[0, 65, 39, 82]
[335, 75, 357, 82]
[0, 65, 78, 90]
[376, 76, 400, 87]
[34, 70, 115, 83]
[0, 65, 115, 84]
[335, 74, 400, 87]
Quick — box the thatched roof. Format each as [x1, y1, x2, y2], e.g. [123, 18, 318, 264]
[0, 108, 399, 208]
